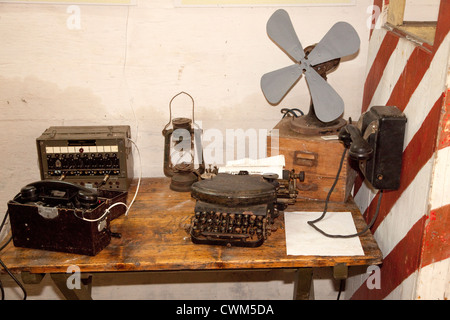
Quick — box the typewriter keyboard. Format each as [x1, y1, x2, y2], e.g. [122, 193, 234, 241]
[190, 211, 270, 247]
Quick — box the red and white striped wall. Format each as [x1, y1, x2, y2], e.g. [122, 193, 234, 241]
[346, 0, 450, 300]
[415, 89, 450, 300]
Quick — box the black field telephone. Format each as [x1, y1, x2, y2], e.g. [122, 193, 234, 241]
[17, 180, 99, 209]
[7, 179, 127, 256]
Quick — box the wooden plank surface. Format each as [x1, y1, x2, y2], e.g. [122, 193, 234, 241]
[0, 178, 382, 274]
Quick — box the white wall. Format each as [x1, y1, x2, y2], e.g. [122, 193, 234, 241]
[0, 0, 372, 300]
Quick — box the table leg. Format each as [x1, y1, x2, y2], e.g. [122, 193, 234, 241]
[293, 268, 313, 300]
[50, 273, 93, 300]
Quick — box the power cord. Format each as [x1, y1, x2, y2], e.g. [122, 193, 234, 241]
[0, 210, 27, 300]
[337, 279, 345, 300]
[0, 256, 27, 300]
[305, 147, 383, 300]
[76, 137, 142, 223]
[281, 108, 304, 119]
[307, 147, 384, 238]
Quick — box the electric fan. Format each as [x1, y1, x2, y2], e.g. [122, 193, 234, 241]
[260, 9, 360, 135]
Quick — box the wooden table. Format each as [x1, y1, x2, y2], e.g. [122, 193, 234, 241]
[0, 177, 382, 300]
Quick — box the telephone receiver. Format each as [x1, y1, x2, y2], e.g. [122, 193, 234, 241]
[338, 122, 373, 160]
[17, 180, 98, 209]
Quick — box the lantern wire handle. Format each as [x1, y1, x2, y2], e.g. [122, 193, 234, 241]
[163, 91, 196, 132]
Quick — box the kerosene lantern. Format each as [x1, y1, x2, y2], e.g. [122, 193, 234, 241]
[162, 92, 205, 192]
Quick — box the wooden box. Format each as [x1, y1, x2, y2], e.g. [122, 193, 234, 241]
[267, 117, 355, 203]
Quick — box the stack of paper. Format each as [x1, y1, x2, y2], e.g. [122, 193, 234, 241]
[218, 155, 285, 177]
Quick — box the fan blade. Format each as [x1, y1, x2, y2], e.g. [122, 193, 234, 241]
[305, 67, 344, 123]
[261, 64, 303, 105]
[266, 9, 305, 63]
[307, 22, 360, 66]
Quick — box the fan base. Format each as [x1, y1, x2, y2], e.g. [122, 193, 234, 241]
[289, 115, 347, 136]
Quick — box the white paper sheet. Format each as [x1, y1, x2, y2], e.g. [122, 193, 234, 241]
[284, 211, 365, 256]
[218, 155, 285, 177]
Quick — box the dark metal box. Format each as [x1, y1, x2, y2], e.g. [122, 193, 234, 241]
[7, 189, 127, 256]
[36, 125, 133, 191]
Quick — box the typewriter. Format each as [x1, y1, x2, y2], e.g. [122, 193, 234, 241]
[189, 170, 303, 247]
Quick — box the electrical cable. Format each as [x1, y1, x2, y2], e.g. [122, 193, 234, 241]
[75, 201, 128, 223]
[0, 211, 7, 300]
[0, 210, 11, 252]
[337, 279, 345, 300]
[76, 137, 141, 222]
[307, 148, 384, 238]
[281, 108, 304, 118]
[0, 236, 12, 252]
[0, 257, 27, 300]
[0, 210, 27, 300]
[305, 146, 383, 300]
[0, 209, 9, 237]
[124, 138, 141, 217]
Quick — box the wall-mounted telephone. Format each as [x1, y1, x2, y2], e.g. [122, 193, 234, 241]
[16, 180, 99, 209]
[308, 106, 406, 239]
[339, 105, 407, 190]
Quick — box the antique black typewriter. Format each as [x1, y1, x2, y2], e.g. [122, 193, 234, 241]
[189, 171, 303, 247]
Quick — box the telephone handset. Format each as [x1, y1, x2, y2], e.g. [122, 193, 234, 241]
[338, 123, 373, 161]
[16, 180, 98, 209]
